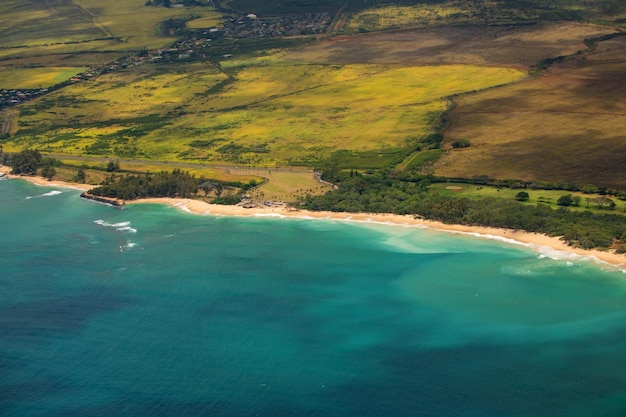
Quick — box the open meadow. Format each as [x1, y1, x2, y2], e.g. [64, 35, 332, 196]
[342, 0, 626, 33]
[430, 182, 626, 214]
[5, 61, 524, 168]
[285, 22, 611, 67]
[0, 0, 221, 62]
[435, 34, 626, 190]
[2, 0, 625, 196]
[0, 68, 87, 89]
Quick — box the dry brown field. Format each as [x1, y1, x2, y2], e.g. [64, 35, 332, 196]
[284, 23, 611, 68]
[435, 34, 626, 189]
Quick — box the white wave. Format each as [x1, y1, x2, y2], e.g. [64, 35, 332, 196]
[26, 190, 62, 199]
[449, 231, 625, 272]
[253, 213, 287, 218]
[172, 202, 192, 213]
[119, 241, 137, 252]
[94, 219, 137, 233]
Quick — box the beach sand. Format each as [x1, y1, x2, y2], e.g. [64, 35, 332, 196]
[3, 165, 624, 270]
[134, 197, 626, 271]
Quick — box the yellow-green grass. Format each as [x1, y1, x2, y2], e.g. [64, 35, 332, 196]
[0, 40, 127, 62]
[430, 183, 626, 214]
[10, 62, 525, 166]
[0, 0, 223, 60]
[0, 53, 127, 70]
[251, 170, 332, 202]
[0, 67, 87, 89]
[186, 15, 222, 29]
[0, 0, 104, 48]
[346, 2, 472, 32]
[58, 159, 263, 184]
[344, 0, 626, 33]
[74, 0, 222, 51]
[436, 36, 626, 190]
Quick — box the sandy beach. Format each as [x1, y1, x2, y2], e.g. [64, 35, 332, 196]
[3, 164, 624, 270]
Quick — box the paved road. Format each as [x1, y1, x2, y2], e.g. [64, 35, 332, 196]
[2, 111, 14, 135]
[47, 154, 314, 176]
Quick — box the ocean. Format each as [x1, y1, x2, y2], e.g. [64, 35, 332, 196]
[2, 178, 626, 416]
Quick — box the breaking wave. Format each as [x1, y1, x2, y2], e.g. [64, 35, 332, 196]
[94, 219, 137, 233]
[26, 190, 62, 199]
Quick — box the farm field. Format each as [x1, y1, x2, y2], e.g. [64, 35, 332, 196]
[430, 183, 626, 214]
[285, 22, 611, 67]
[224, 0, 344, 15]
[5, 61, 525, 167]
[0, 0, 221, 61]
[0, 68, 87, 89]
[435, 34, 626, 190]
[343, 0, 626, 33]
[45, 157, 326, 201]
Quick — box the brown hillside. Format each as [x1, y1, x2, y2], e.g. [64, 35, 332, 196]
[285, 23, 610, 67]
[436, 34, 626, 189]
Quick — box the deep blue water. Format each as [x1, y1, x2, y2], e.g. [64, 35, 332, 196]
[2, 179, 626, 416]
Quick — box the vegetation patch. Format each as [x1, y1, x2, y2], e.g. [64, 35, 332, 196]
[0, 68, 88, 89]
[8, 62, 524, 166]
[437, 35, 626, 189]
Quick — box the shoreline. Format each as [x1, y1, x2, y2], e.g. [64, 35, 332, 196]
[134, 197, 626, 271]
[3, 165, 624, 271]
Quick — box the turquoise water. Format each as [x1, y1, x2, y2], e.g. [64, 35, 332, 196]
[3, 178, 626, 416]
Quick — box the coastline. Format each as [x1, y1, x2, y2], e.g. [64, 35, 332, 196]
[3, 165, 624, 271]
[133, 197, 626, 271]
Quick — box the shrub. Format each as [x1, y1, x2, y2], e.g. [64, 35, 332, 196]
[451, 139, 471, 148]
[515, 191, 530, 202]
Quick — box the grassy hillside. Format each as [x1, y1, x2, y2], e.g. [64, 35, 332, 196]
[1, 0, 624, 196]
[4, 61, 524, 166]
[285, 23, 610, 67]
[436, 34, 626, 189]
[0, 0, 220, 61]
[0, 68, 88, 89]
[343, 0, 626, 32]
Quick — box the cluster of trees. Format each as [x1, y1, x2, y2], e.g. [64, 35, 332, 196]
[146, 0, 207, 7]
[90, 169, 204, 200]
[3, 149, 59, 180]
[303, 173, 626, 251]
[90, 169, 258, 203]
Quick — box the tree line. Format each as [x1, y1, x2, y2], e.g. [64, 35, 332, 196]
[90, 169, 258, 203]
[303, 172, 626, 251]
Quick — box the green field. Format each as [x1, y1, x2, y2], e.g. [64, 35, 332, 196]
[2, 0, 625, 198]
[0, 0, 221, 61]
[344, 0, 626, 32]
[0, 68, 87, 89]
[430, 182, 626, 214]
[5, 61, 525, 167]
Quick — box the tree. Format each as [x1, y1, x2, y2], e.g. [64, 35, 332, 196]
[557, 194, 573, 206]
[10, 150, 42, 175]
[451, 139, 471, 148]
[106, 159, 120, 172]
[41, 164, 56, 180]
[572, 195, 582, 207]
[75, 167, 86, 183]
[593, 197, 615, 210]
[515, 191, 529, 202]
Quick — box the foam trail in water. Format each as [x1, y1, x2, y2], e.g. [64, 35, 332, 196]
[94, 219, 137, 233]
[26, 190, 62, 199]
[120, 241, 137, 252]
